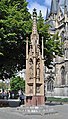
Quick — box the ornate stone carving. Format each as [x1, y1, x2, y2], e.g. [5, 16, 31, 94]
[36, 60, 40, 80]
[26, 9, 44, 106]
[36, 86, 40, 93]
[29, 59, 33, 79]
[36, 46, 40, 57]
[29, 85, 33, 93]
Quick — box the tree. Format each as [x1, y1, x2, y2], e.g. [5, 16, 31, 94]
[0, 0, 32, 79]
[37, 10, 62, 68]
[10, 76, 25, 92]
[0, 5, 63, 79]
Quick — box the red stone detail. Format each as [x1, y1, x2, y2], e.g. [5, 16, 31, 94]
[25, 95, 45, 106]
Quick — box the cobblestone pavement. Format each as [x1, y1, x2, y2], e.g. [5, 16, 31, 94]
[0, 103, 68, 119]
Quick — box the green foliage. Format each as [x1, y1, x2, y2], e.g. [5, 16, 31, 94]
[0, 82, 6, 89]
[10, 76, 25, 92]
[0, 0, 32, 78]
[0, 4, 63, 79]
[47, 97, 68, 102]
[37, 11, 62, 68]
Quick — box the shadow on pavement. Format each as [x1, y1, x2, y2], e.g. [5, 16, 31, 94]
[45, 101, 63, 106]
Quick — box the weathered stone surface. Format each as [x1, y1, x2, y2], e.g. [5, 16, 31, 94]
[45, 0, 68, 97]
[25, 9, 45, 106]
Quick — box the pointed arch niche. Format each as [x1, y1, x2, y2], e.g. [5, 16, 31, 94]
[29, 58, 33, 79]
[36, 58, 40, 81]
[61, 66, 65, 85]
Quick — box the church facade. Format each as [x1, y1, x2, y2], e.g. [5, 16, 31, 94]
[45, 0, 68, 97]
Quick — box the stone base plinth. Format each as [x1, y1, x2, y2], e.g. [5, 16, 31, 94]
[17, 105, 57, 116]
[25, 95, 45, 106]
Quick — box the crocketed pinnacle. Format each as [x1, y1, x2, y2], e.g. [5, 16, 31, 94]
[32, 8, 38, 35]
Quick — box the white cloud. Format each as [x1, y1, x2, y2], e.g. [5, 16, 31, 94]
[27, 2, 47, 18]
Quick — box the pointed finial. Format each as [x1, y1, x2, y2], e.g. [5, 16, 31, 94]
[46, 8, 49, 20]
[32, 8, 37, 35]
[33, 8, 37, 17]
[50, 0, 59, 14]
[31, 8, 39, 45]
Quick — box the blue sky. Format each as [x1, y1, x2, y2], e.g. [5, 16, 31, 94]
[26, 0, 51, 18]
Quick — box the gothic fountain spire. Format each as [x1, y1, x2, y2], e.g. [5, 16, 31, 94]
[25, 9, 45, 106]
[31, 8, 39, 44]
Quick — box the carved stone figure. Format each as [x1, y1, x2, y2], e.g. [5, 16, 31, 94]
[26, 9, 44, 106]
[36, 61, 40, 80]
[29, 59, 33, 79]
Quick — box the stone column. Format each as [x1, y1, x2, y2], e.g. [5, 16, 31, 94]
[26, 37, 28, 59]
[42, 37, 44, 59]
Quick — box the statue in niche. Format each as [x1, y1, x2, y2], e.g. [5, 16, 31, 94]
[29, 59, 33, 79]
[36, 46, 39, 57]
[29, 86, 33, 93]
[36, 60, 40, 80]
[36, 86, 40, 93]
[30, 44, 33, 55]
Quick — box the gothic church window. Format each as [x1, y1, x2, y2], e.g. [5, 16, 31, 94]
[61, 66, 65, 85]
[47, 72, 54, 92]
[47, 80, 54, 91]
